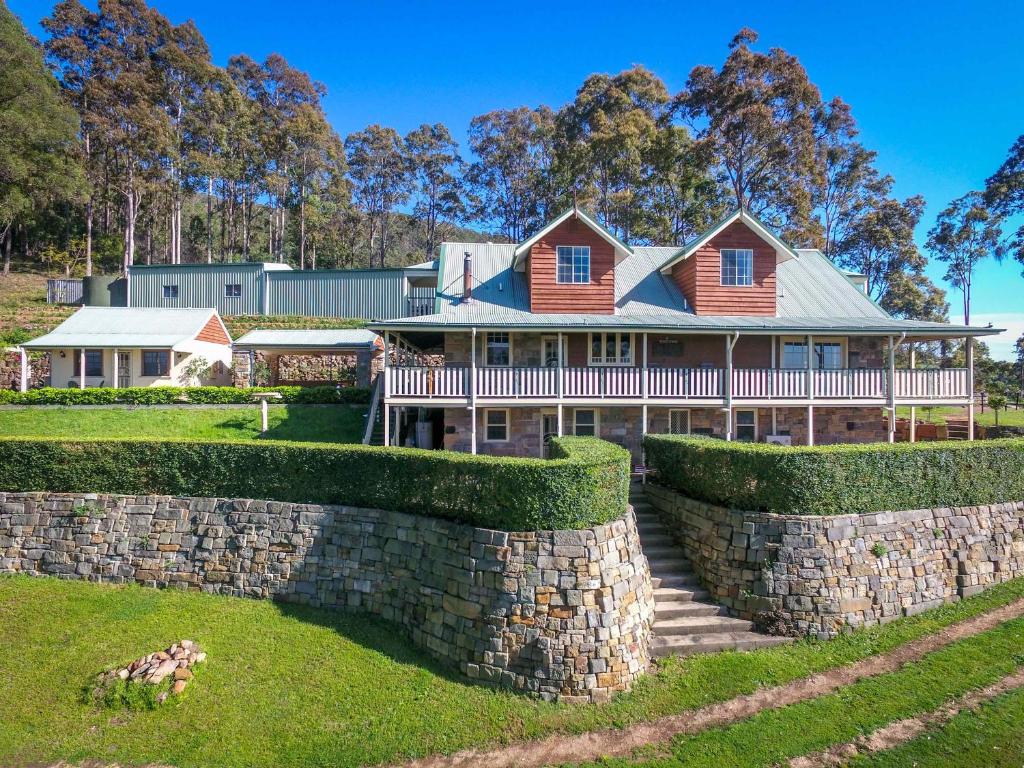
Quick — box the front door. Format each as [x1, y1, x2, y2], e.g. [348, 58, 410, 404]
[541, 411, 559, 457]
[541, 336, 566, 367]
[117, 351, 131, 388]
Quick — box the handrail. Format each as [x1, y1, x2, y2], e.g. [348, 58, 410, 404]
[361, 376, 382, 445]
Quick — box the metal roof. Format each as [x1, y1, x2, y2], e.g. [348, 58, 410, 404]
[233, 329, 380, 349]
[376, 240, 1000, 337]
[22, 307, 226, 349]
[128, 261, 293, 271]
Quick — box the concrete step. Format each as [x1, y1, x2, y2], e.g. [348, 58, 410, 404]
[646, 557, 693, 573]
[654, 614, 755, 636]
[649, 632, 794, 658]
[654, 600, 727, 619]
[653, 585, 712, 602]
[650, 572, 701, 589]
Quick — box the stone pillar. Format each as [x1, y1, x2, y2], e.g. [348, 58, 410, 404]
[232, 350, 252, 388]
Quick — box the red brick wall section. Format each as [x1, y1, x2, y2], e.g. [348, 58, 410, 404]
[195, 315, 230, 345]
[529, 217, 616, 314]
[671, 221, 778, 316]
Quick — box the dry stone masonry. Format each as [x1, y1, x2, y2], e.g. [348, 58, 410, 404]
[645, 483, 1024, 639]
[0, 491, 654, 702]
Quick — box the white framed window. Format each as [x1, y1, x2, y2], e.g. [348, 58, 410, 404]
[573, 408, 599, 437]
[589, 332, 632, 366]
[224, 283, 242, 298]
[484, 332, 511, 367]
[735, 409, 757, 442]
[781, 337, 846, 369]
[163, 285, 179, 299]
[720, 249, 753, 286]
[668, 409, 690, 435]
[484, 409, 509, 442]
[541, 335, 566, 367]
[556, 245, 590, 284]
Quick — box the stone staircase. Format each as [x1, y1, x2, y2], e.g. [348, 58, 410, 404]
[632, 486, 792, 658]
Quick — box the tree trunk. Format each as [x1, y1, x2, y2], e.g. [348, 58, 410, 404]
[1, 227, 11, 275]
[299, 186, 306, 270]
[146, 221, 152, 265]
[206, 176, 213, 264]
[123, 161, 137, 272]
[85, 198, 93, 277]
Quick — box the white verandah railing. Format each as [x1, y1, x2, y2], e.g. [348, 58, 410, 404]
[385, 366, 971, 401]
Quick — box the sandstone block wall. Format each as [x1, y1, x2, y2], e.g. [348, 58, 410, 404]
[645, 483, 1024, 639]
[0, 492, 654, 702]
[1, 350, 50, 390]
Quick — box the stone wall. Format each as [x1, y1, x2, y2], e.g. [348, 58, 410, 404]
[645, 483, 1024, 639]
[1, 350, 50, 390]
[0, 491, 654, 702]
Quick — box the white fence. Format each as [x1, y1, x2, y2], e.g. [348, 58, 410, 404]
[386, 366, 971, 401]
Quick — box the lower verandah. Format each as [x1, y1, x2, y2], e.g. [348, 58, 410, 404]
[438, 405, 888, 461]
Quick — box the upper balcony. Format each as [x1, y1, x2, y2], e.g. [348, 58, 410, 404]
[385, 366, 971, 405]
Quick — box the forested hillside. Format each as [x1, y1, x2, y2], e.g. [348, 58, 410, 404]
[1, 1, 1023, 357]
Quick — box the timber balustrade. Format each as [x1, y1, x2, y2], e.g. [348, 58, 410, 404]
[385, 366, 971, 401]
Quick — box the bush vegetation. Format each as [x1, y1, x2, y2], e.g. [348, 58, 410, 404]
[0, 385, 370, 406]
[0, 435, 628, 530]
[644, 434, 1024, 516]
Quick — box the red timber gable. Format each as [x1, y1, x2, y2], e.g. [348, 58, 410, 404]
[528, 217, 616, 314]
[671, 221, 778, 316]
[195, 315, 230, 345]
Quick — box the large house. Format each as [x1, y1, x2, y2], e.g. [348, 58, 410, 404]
[374, 208, 999, 459]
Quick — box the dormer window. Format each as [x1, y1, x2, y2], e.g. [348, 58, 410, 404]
[556, 246, 590, 284]
[720, 248, 753, 286]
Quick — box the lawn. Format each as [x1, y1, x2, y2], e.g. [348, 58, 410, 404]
[896, 404, 1024, 427]
[3, 575, 1024, 768]
[0, 404, 367, 443]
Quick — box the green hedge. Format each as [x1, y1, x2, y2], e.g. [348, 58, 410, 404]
[644, 434, 1024, 516]
[0, 435, 629, 531]
[0, 385, 370, 406]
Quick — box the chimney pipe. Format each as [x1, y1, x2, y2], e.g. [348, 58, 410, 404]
[463, 252, 472, 302]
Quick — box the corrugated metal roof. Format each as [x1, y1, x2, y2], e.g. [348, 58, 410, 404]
[234, 329, 379, 349]
[377, 240, 998, 337]
[22, 307, 222, 349]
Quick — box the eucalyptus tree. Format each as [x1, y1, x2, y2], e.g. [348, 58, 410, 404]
[926, 192, 1003, 325]
[405, 123, 465, 258]
[984, 134, 1024, 273]
[345, 124, 412, 267]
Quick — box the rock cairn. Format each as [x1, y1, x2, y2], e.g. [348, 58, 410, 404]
[101, 640, 206, 704]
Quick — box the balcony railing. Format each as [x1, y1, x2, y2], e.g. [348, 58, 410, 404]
[385, 366, 971, 402]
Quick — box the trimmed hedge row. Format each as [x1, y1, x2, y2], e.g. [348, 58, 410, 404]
[644, 434, 1024, 516]
[0, 385, 371, 406]
[0, 435, 629, 531]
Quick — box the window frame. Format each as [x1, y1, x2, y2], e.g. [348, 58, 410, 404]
[483, 408, 510, 443]
[720, 248, 754, 287]
[142, 350, 171, 378]
[73, 350, 103, 378]
[483, 331, 512, 368]
[780, 336, 848, 370]
[224, 283, 242, 298]
[734, 408, 758, 442]
[573, 408, 600, 437]
[555, 245, 591, 284]
[588, 332, 634, 367]
[668, 409, 691, 435]
[162, 284, 179, 299]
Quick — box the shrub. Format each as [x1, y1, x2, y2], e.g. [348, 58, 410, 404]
[0, 436, 629, 531]
[644, 434, 1024, 516]
[0, 385, 370, 406]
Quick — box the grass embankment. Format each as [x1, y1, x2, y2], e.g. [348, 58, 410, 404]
[896, 404, 1024, 427]
[854, 687, 1024, 767]
[0, 404, 366, 443]
[579, 617, 1024, 767]
[3, 576, 1024, 767]
[0, 272, 76, 343]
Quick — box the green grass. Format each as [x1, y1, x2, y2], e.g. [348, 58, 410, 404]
[0, 404, 366, 443]
[582, 617, 1024, 768]
[897, 405, 1024, 427]
[853, 686, 1024, 767]
[3, 576, 1024, 767]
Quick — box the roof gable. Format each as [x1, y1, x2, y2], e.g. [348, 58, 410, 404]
[658, 209, 799, 274]
[512, 208, 632, 270]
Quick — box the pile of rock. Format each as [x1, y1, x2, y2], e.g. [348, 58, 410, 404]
[101, 640, 206, 704]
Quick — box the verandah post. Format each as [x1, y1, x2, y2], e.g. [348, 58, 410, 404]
[967, 335, 975, 441]
[909, 343, 916, 443]
[18, 347, 28, 393]
[470, 327, 477, 454]
[382, 330, 390, 447]
[80, 348, 86, 390]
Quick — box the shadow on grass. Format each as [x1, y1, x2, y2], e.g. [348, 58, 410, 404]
[213, 404, 366, 444]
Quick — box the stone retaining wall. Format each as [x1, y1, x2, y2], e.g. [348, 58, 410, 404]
[0, 491, 654, 702]
[645, 483, 1024, 639]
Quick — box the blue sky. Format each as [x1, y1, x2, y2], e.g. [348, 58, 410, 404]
[10, 0, 1024, 359]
